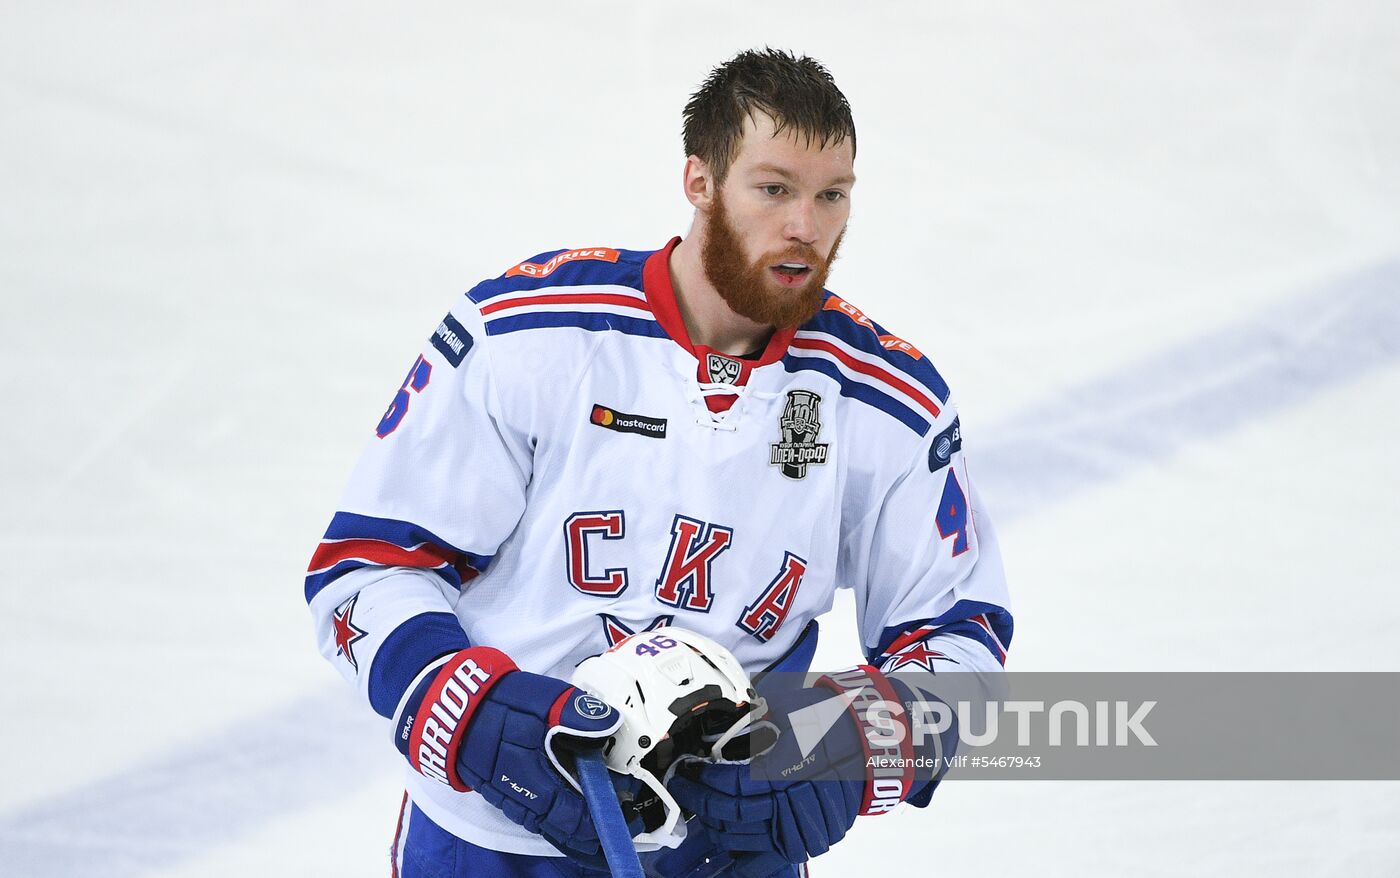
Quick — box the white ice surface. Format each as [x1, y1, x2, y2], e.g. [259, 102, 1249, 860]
[2, 2, 1398, 875]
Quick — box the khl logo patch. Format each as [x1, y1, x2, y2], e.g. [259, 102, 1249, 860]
[705, 352, 743, 385]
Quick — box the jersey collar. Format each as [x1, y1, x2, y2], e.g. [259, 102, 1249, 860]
[642, 237, 798, 370]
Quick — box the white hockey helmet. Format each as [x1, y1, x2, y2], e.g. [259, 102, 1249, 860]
[572, 626, 763, 850]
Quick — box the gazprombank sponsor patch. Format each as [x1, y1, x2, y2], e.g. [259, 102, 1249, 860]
[590, 404, 667, 438]
[430, 313, 473, 367]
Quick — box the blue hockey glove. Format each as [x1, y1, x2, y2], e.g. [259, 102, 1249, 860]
[670, 664, 954, 867]
[668, 723, 863, 866]
[641, 819, 792, 878]
[393, 647, 643, 868]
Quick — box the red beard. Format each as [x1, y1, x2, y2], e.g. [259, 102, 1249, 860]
[701, 192, 844, 330]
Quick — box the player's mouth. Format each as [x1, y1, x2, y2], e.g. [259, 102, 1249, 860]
[769, 262, 812, 287]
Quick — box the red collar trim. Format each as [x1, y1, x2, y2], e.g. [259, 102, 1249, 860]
[642, 237, 694, 351]
[642, 237, 797, 368]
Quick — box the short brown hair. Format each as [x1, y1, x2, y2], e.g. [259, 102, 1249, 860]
[682, 48, 856, 184]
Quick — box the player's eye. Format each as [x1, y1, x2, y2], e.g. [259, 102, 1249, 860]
[821, 190, 846, 203]
[761, 184, 786, 197]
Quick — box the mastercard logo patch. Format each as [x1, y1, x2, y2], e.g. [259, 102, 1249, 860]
[589, 404, 666, 438]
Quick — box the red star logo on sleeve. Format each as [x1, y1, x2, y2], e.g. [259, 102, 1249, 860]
[882, 641, 959, 673]
[332, 595, 368, 671]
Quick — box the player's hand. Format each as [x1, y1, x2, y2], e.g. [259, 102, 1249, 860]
[668, 684, 865, 866]
[393, 647, 643, 867]
[669, 665, 941, 867]
[669, 744, 863, 866]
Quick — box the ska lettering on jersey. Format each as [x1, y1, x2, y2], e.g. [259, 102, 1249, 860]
[564, 509, 809, 641]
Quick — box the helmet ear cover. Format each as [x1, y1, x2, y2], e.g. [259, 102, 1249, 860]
[646, 691, 740, 764]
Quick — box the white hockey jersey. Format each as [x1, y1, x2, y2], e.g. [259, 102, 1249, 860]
[306, 239, 1013, 854]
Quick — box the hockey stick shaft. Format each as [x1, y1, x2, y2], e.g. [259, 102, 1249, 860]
[575, 749, 645, 878]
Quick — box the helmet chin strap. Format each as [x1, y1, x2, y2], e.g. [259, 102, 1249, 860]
[698, 700, 777, 764]
[631, 761, 688, 850]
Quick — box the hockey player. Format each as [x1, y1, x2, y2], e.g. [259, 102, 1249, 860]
[306, 48, 1012, 877]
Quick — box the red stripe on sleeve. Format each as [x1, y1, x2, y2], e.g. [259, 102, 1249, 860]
[883, 625, 936, 658]
[479, 292, 652, 316]
[790, 337, 942, 420]
[308, 538, 456, 573]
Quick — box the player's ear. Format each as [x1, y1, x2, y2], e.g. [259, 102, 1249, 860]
[683, 155, 715, 210]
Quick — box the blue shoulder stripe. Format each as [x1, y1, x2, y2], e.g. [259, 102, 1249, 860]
[468, 247, 651, 303]
[782, 353, 932, 435]
[801, 297, 951, 405]
[321, 511, 462, 551]
[485, 311, 668, 340]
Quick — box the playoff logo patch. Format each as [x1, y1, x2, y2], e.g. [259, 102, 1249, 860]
[770, 390, 829, 480]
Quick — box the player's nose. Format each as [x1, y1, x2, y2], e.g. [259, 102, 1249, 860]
[783, 199, 818, 247]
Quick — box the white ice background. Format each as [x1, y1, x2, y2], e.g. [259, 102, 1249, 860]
[2, 2, 1398, 876]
